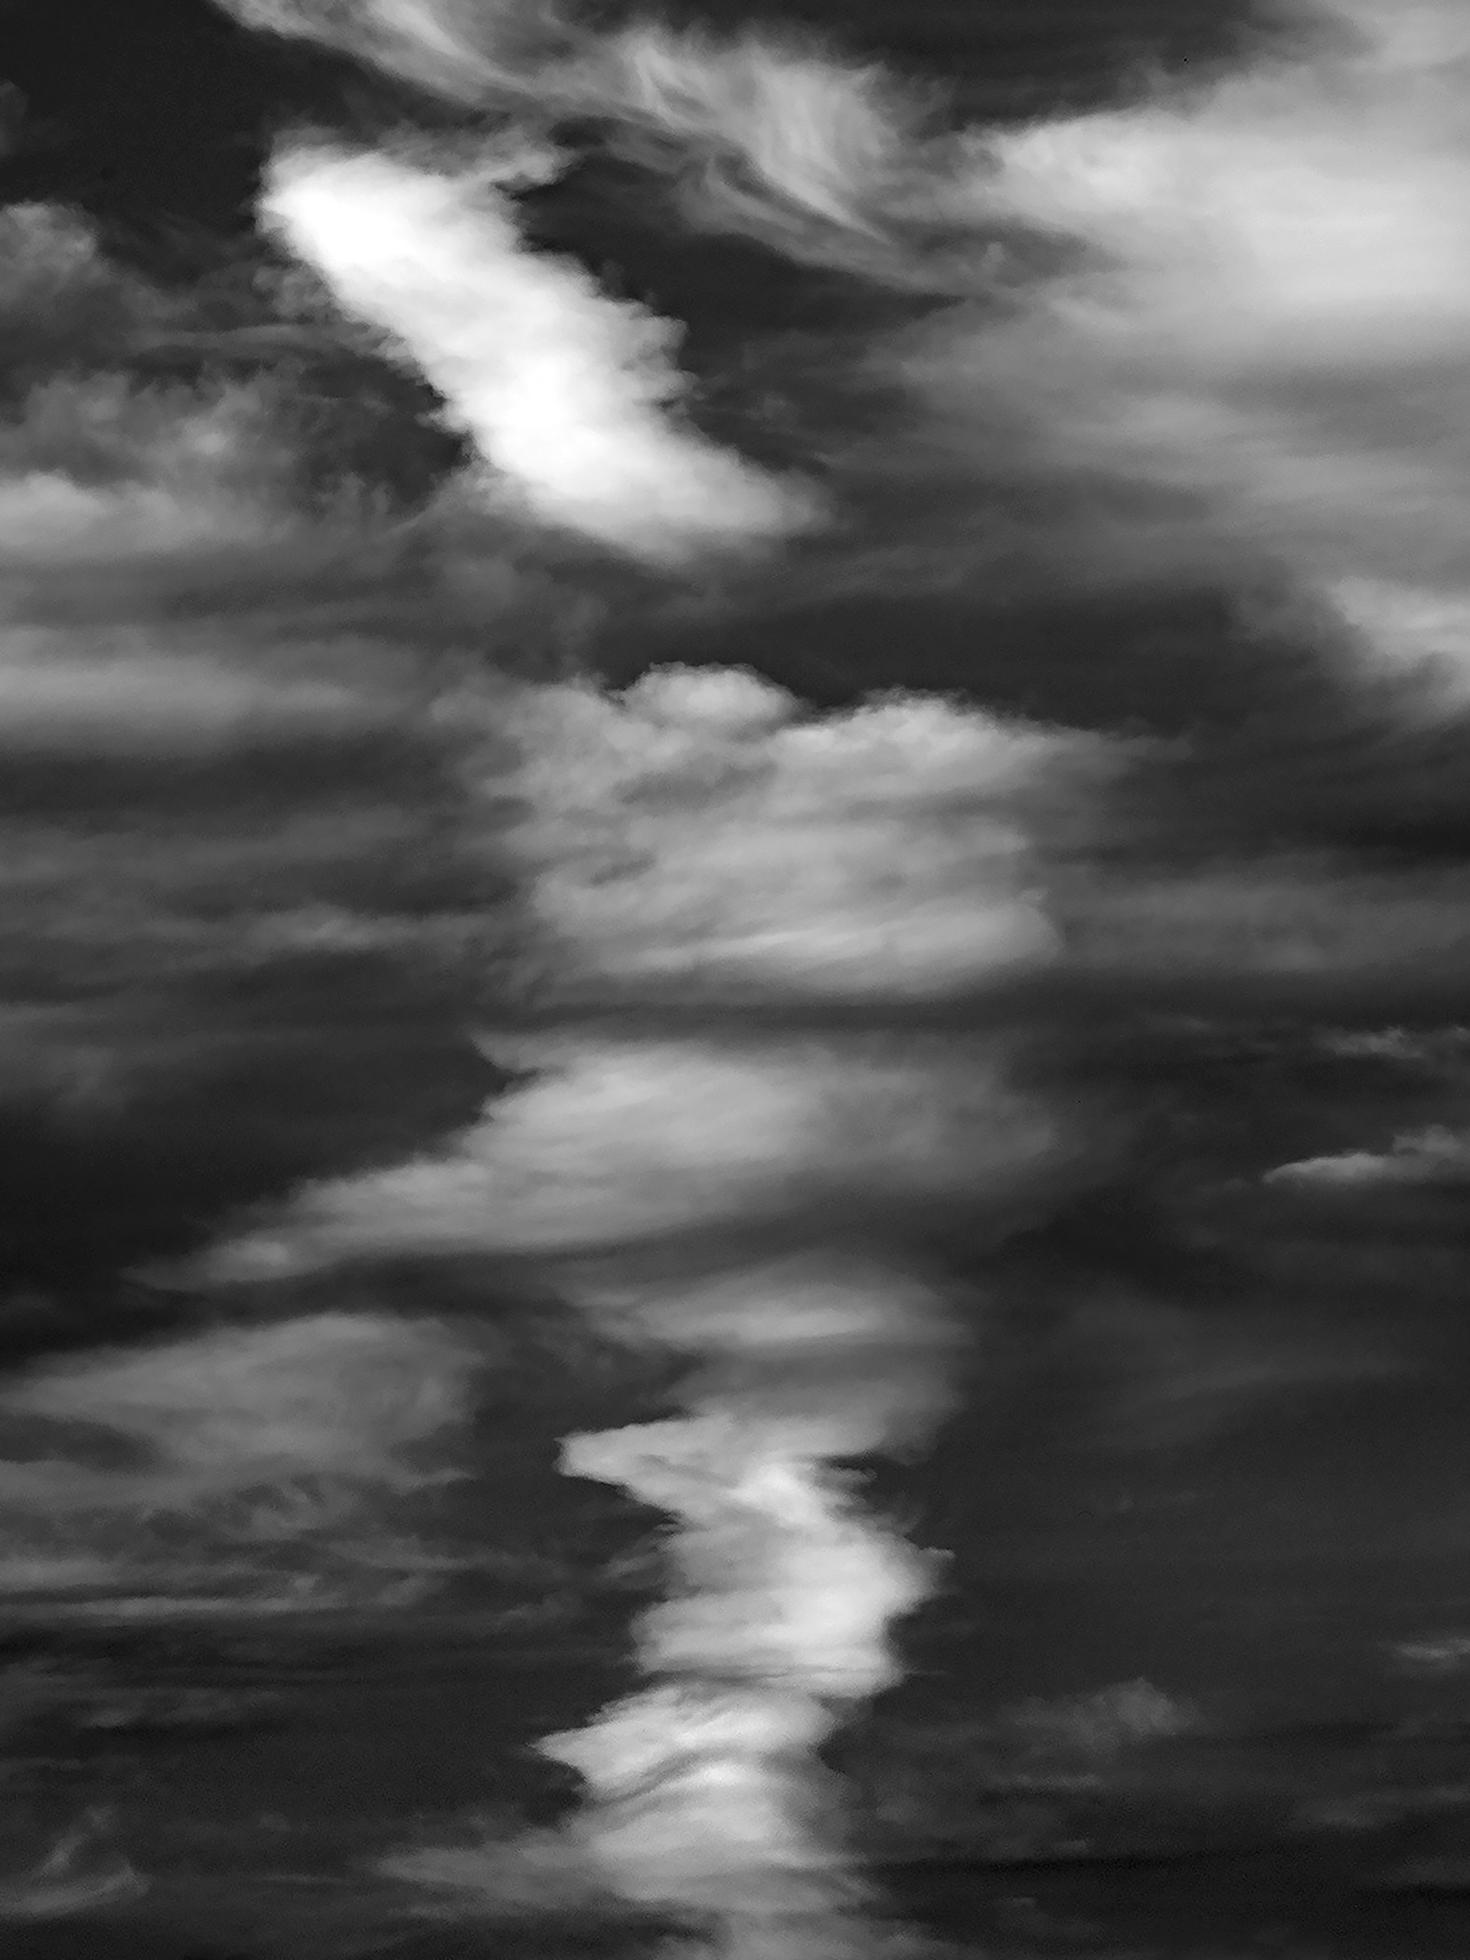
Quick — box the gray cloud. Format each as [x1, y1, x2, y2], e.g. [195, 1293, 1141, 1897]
[1267, 1125, 1470, 1188]
[0, 1312, 488, 1613]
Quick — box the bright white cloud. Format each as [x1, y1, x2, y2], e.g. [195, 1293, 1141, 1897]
[261, 146, 816, 562]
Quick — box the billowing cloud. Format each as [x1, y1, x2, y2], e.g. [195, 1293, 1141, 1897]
[453, 664, 1102, 1004]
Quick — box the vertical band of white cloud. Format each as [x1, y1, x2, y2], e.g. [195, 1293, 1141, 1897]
[181, 650, 1086, 1948]
[908, 0, 1470, 691]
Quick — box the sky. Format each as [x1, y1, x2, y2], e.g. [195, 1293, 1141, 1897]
[3, 0, 1470, 1948]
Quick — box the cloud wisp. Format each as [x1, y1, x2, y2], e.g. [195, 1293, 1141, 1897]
[897, 0, 1470, 702]
[0, 1313, 486, 1614]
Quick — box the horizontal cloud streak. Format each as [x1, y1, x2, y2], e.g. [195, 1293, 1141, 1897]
[194, 1028, 1073, 1277]
[3, 2, 1470, 1947]
[900, 0, 1470, 696]
[1266, 1125, 1470, 1188]
[0, 1314, 486, 1611]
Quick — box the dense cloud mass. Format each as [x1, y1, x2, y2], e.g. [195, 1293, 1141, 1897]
[2, 0, 1470, 1950]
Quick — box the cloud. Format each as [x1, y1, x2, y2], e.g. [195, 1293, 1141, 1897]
[1389, 1632, 1470, 1678]
[566, 21, 936, 277]
[1058, 858, 1470, 1003]
[452, 664, 1103, 1005]
[378, 1815, 617, 1922]
[191, 1027, 1073, 1279]
[891, 0, 1470, 695]
[200, 0, 1470, 722]
[0, 207, 540, 1222]
[1052, 1291, 1407, 1449]
[1266, 1125, 1470, 1188]
[0, 1810, 146, 1924]
[0, 204, 170, 387]
[208, 0, 554, 102]
[1319, 1026, 1470, 1064]
[209, 0, 929, 283]
[563, 1250, 964, 1451]
[10, 2, 1470, 1943]
[0, 372, 313, 611]
[260, 143, 817, 563]
[0, 1313, 486, 1612]
[214, 0, 1470, 743]
[0, 629, 390, 756]
[165, 594, 1092, 1933]
[198, 0, 1015, 289]
[0, 1311, 479, 1497]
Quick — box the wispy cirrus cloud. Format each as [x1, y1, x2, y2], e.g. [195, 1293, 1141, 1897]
[0, 1312, 487, 1613]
